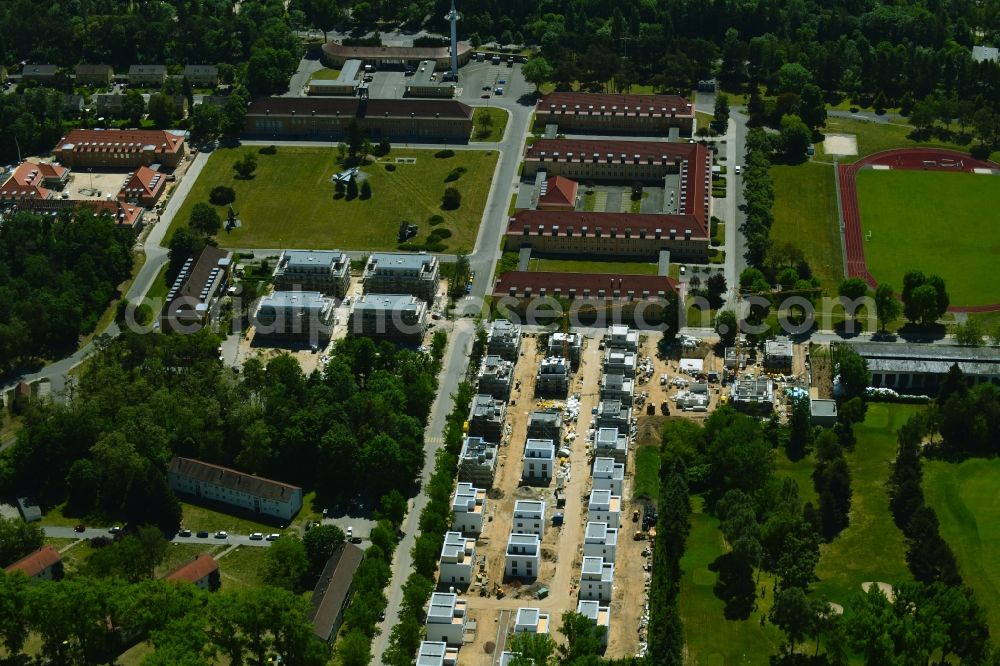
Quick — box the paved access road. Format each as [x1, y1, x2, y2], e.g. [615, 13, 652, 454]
[42, 525, 276, 547]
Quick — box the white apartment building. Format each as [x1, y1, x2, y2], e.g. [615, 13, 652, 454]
[583, 521, 619, 561]
[605, 325, 639, 351]
[577, 599, 611, 646]
[417, 641, 458, 666]
[167, 457, 302, 521]
[512, 500, 546, 537]
[579, 556, 615, 602]
[523, 438, 555, 482]
[425, 592, 467, 645]
[588, 489, 622, 528]
[591, 457, 625, 496]
[451, 482, 486, 535]
[603, 348, 637, 377]
[505, 533, 541, 580]
[439, 531, 476, 586]
[514, 607, 551, 634]
[594, 427, 629, 464]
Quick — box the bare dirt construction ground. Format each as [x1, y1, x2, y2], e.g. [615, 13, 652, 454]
[809, 343, 834, 398]
[460, 333, 643, 664]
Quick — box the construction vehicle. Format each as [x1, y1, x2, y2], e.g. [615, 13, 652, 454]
[632, 509, 641, 522]
[633, 530, 648, 541]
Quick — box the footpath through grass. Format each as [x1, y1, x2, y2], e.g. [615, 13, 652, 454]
[924, 457, 1000, 634]
[170, 146, 498, 252]
[769, 162, 842, 295]
[856, 170, 1000, 306]
[813, 403, 919, 606]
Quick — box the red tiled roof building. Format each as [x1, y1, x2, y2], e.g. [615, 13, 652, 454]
[165, 554, 220, 591]
[117, 166, 166, 207]
[4, 546, 63, 581]
[537, 175, 579, 210]
[54, 129, 186, 168]
[0, 161, 69, 202]
[535, 92, 694, 136]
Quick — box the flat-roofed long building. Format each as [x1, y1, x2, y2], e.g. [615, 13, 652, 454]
[849, 342, 1000, 393]
[457, 436, 499, 486]
[536, 92, 694, 135]
[487, 319, 522, 360]
[425, 592, 467, 645]
[347, 293, 427, 342]
[167, 456, 303, 521]
[160, 245, 232, 331]
[467, 395, 505, 442]
[273, 250, 351, 297]
[505, 210, 709, 262]
[451, 482, 486, 535]
[256, 290, 336, 338]
[322, 41, 473, 68]
[362, 252, 439, 302]
[244, 97, 473, 142]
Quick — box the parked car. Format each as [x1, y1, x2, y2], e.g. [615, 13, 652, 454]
[197, 530, 209, 538]
[74, 524, 86, 533]
[266, 533, 281, 541]
[108, 526, 122, 534]
[734, 165, 742, 175]
[494, 87, 503, 95]
[498, 79, 506, 84]
[481, 93, 490, 98]
[249, 532, 264, 540]
[178, 528, 192, 537]
[346, 526, 353, 538]
[214, 531, 228, 539]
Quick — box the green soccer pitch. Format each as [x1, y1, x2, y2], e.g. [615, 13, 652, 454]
[855, 169, 1000, 307]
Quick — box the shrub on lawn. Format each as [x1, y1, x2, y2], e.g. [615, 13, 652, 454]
[360, 179, 372, 200]
[444, 166, 467, 182]
[428, 214, 445, 226]
[441, 187, 461, 210]
[429, 228, 452, 239]
[209, 185, 235, 206]
[425, 240, 447, 252]
[385, 163, 396, 171]
[258, 145, 278, 155]
[434, 149, 455, 158]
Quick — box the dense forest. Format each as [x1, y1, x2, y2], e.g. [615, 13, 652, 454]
[0, 210, 135, 376]
[0, 330, 443, 531]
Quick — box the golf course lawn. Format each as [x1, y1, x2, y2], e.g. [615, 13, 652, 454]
[813, 403, 920, 606]
[679, 496, 784, 664]
[170, 146, 498, 252]
[923, 457, 1000, 634]
[856, 169, 1000, 306]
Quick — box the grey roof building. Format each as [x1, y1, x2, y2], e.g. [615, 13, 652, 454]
[458, 436, 499, 486]
[548, 332, 582, 365]
[362, 252, 439, 303]
[764, 338, 793, 370]
[75, 64, 113, 85]
[256, 290, 335, 338]
[347, 293, 427, 341]
[527, 410, 562, 442]
[536, 356, 570, 396]
[595, 400, 631, 430]
[416, 641, 459, 666]
[477, 355, 514, 399]
[730, 377, 774, 414]
[273, 250, 351, 297]
[605, 325, 638, 351]
[849, 342, 1000, 393]
[810, 399, 838, 427]
[183, 64, 219, 86]
[129, 64, 167, 85]
[160, 246, 232, 331]
[487, 319, 522, 361]
[308, 543, 364, 642]
[22, 65, 58, 82]
[972, 45, 999, 63]
[468, 394, 505, 442]
[603, 349, 637, 377]
[600, 373, 634, 401]
[594, 427, 628, 464]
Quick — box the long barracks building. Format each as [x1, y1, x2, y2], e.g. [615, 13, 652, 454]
[244, 97, 473, 142]
[504, 210, 709, 262]
[535, 92, 695, 136]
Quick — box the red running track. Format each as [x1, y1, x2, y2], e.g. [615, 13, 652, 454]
[837, 148, 1000, 313]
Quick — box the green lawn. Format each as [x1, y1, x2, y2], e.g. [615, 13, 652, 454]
[527, 257, 659, 275]
[776, 450, 818, 506]
[769, 162, 842, 295]
[813, 403, 919, 607]
[679, 496, 784, 664]
[856, 170, 1000, 306]
[817, 117, 1000, 164]
[146, 262, 171, 304]
[472, 107, 509, 142]
[169, 147, 498, 252]
[309, 67, 342, 81]
[217, 545, 270, 590]
[179, 501, 283, 534]
[923, 457, 1000, 634]
[633, 444, 660, 502]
